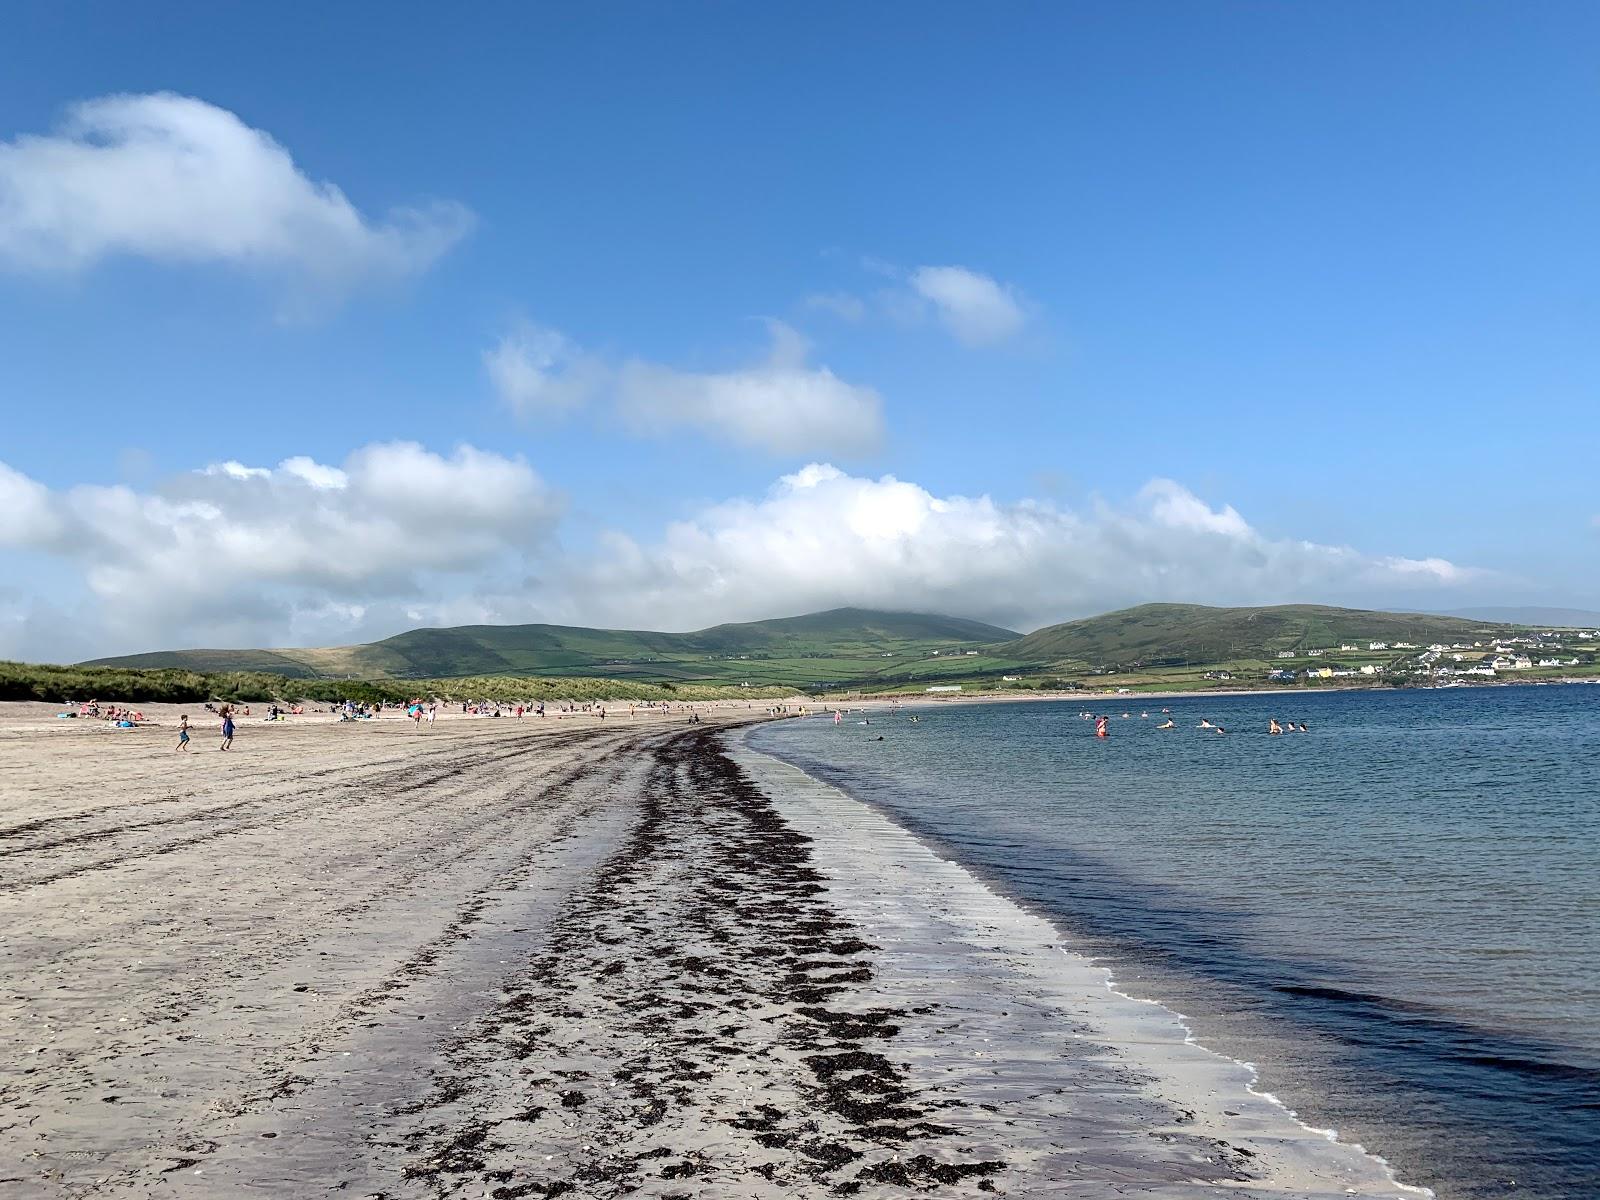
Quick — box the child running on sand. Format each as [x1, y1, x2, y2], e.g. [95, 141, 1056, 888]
[219, 707, 235, 751]
[175, 715, 190, 752]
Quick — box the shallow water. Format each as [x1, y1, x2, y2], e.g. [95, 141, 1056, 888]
[748, 686, 1600, 1200]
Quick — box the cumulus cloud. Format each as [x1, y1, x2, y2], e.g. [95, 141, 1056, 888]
[0, 443, 558, 656]
[485, 319, 884, 455]
[0, 92, 471, 291]
[567, 466, 1479, 633]
[0, 452, 1482, 662]
[908, 265, 1026, 346]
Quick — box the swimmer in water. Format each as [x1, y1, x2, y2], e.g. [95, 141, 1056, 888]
[1269, 718, 1283, 735]
[1198, 718, 1214, 729]
[1157, 719, 1175, 730]
[1094, 715, 1109, 738]
[1215, 724, 1226, 735]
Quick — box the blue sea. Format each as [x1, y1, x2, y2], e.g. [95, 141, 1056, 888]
[747, 686, 1600, 1200]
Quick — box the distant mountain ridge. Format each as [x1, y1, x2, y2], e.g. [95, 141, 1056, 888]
[80, 601, 1557, 689]
[82, 608, 1020, 687]
[1002, 602, 1508, 668]
[1437, 606, 1600, 629]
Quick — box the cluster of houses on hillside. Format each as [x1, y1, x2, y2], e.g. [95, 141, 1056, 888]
[1266, 630, 1596, 683]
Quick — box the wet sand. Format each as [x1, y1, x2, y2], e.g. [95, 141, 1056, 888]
[1, 703, 1422, 1197]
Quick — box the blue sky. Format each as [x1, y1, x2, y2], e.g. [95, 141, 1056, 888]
[1, 2, 1596, 659]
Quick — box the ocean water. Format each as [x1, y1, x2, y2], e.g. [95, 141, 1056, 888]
[746, 686, 1600, 1200]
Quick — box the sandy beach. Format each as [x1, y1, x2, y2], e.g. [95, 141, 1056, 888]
[0, 702, 1422, 1198]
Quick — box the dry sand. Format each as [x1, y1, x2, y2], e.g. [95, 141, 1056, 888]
[0, 702, 1423, 1198]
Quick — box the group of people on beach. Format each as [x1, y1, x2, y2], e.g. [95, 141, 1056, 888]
[72, 701, 148, 727]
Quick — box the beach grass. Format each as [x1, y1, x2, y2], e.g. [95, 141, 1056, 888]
[0, 660, 797, 705]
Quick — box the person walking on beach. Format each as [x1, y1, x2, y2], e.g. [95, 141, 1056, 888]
[219, 707, 235, 751]
[175, 715, 191, 752]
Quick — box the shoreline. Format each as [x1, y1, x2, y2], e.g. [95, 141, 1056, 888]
[730, 734, 1431, 1199]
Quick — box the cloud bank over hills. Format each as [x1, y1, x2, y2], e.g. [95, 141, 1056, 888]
[0, 448, 1480, 663]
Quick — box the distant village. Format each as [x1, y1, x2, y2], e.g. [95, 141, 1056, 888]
[1254, 628, 1600, 685]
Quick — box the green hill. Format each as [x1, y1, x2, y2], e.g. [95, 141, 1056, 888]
[82, 608, 1020, 688]
[1004, 603, 1501, 669]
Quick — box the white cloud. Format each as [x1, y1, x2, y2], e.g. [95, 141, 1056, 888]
[0, 92, 471, 291]
[908, 265, 1026, 346]
[0, 460, 64, 545]
[486, 319, 884, 456]
[806, 262, 1029, 347]
[0, 452, 1482, 662]
[567, 466, 1479, 633]
[0, 443, 558, 656]
[483, 322, 606, 417]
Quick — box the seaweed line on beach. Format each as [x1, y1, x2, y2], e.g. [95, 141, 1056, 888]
[389, 726, 1007, 1198]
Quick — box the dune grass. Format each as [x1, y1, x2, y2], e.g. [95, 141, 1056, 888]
[0, 661, 797, 706]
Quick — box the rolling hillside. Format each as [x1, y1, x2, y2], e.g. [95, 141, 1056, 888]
[1003, 603, 1502, 669]
[82, 608, 1020, 688]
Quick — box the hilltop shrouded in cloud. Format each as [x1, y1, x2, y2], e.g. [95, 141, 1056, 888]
[0, 448, 1478, 662]
[0, 92, 471, 295]
[570, 465, 1477, 634]
[486, 319, 885, 456]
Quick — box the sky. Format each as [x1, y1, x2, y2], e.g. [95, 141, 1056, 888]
[1, 2, 1597, 661]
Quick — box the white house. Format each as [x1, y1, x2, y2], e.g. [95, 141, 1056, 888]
[1368, 642, 1389, 651]
[1359, 664, 1380, 675]
[1276, 650, 1295, 659]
